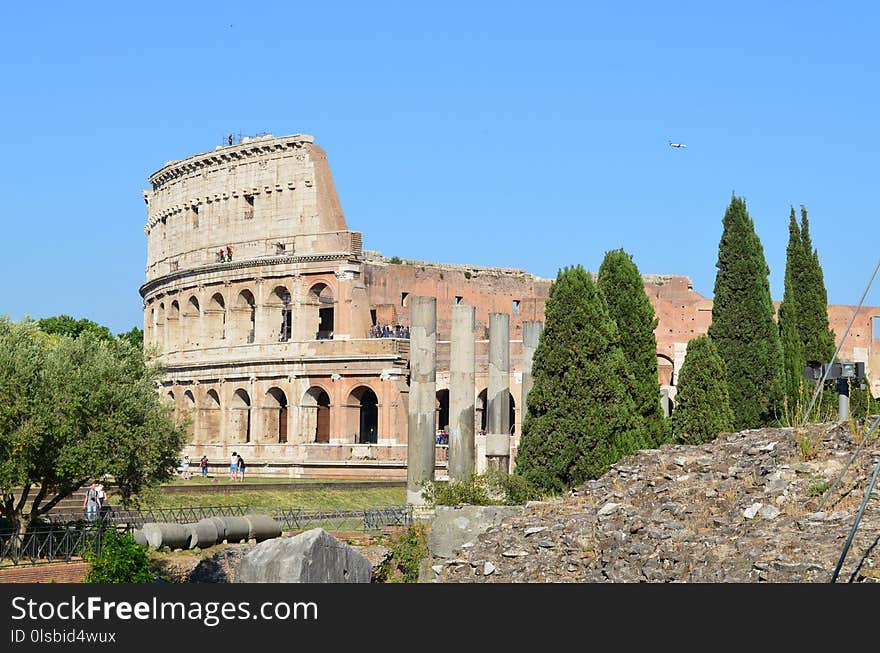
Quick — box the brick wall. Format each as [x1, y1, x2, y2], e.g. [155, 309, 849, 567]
[0, 561, 89, 583]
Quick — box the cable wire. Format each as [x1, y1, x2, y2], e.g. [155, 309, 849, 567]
[830, 453, 880, 583]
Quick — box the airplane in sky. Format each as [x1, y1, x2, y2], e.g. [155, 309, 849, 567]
[668, 140, 687, 148]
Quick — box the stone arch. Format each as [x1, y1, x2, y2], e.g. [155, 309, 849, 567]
[206, 292, 226, 343]
[477, 388, 487, 433]
[509, 393, 516, 435]
[267, 285, 292, 342]
[157, 302, 166, 352]
[308, 282, 335, 340]
[168, 300, 180, 351]
[183, 295, 200, 348]
[231, 388, 252, 443]
[264, 387, 289, 444]
[657, 353, 675, 386]
[183, 390, 196, 442]
[232, 289, 256, 344]
[200, 389, 221, 444]
[475, 388, 516, 434]
[302, 386, 331, 443]
[349, 386, 378, 444]
[435, 389, 450, 433]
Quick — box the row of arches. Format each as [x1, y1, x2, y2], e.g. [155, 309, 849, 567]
[147, 282, 335, 352]
[167, 384, 515, 447]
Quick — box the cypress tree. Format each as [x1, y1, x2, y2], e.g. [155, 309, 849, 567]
[514, 265, 644, 493]
[796, 206, 836, 364]
[671, 336, 734, 445]
[707, 195, 784, 429]
[778, 209, 807, 416]
[597, 248, 668, 446]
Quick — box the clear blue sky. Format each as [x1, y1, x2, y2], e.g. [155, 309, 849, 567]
[2, 1, 878, 334]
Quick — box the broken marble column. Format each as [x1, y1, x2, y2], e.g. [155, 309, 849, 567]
[449, 303, 476, 481]
[520, 320, 543, 427]
[407, 296, 437, 506]
[486, 312, 510, 473]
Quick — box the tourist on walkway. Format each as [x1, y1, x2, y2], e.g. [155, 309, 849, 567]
[237, 454, 246, 482]
[83, 481, 100, 522]
[200, 455, 209, 477]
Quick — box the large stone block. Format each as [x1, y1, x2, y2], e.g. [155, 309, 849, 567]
[427, 505, 519, 559]
[235, 528, 371, 583]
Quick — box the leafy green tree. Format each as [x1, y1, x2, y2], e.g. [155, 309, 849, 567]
[85, 530, 156, 583]
[37, 314, 114, 342]
[707, 196, 784, 429]
[117, 326, 144, 352]
[514, 265, 645, 493]
[671, 336, 734, 444]
[0, 317, 187, 543]
[598, 248, 668, 446]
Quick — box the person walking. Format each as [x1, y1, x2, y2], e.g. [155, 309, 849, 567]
[200, 455, 209, 478]
[83, 481, 100, 522]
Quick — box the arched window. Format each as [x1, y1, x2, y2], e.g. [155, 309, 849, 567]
[234, 290, 256, 344]
[309, 283, 335, 340]
[231, 388, 251, 443]
[206, 293, 226, 342]
[302, 386, 331, 443]
[265, 388, 289, 444]
[350, 386, 378, 444]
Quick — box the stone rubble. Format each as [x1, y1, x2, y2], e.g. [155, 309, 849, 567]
[437, 424, 880, 583]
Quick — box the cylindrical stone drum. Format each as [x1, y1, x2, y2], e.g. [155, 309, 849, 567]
[142, 522, 192, 550]
[132, 528, 148, 547]
[244, 514, 282, 542]
[217, 516, 250, 543]
[209, 516, 227, 542]
[186, 518, 220, 549]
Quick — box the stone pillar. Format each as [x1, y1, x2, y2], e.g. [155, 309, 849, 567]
[407, 297, 437, 506]
[520, 320, 543, 430]
[254, 280, 267, 343]
[486, 313, 510, 473]
[449, 304, 476, 480]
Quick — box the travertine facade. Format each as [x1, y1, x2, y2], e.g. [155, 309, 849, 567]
[141, 134, 880, 477]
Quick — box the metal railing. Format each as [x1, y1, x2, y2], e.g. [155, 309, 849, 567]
[0, 523, 125, 566]
[45, 505, 249, 528]
[273, 506, 411, 532]
[3, 506, 411, 565]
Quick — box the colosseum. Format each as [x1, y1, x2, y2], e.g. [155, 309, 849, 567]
[140, 133, 880, 478]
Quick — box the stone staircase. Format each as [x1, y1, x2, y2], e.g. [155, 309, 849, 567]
[10, 484, 102, 518]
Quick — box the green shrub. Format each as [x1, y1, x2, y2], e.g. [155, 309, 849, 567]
[85, 530, 156, 583]
[373, 524, 428, 583]
[422, 471, 544, 506]
[389, 256, 403, 264]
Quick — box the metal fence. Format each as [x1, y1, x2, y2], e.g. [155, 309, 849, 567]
[2, 505, 411, 565]
[46, 505, 249, 528]
[0, 523, 125, 566]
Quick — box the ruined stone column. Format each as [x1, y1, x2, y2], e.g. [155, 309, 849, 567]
[486, 313, 510, 473]
[520, 320, 543, 430]
[406, 296, 437, 506]
[449, 304, 476, 481]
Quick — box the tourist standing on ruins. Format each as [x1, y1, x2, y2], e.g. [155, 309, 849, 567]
[236, 454, 246, 481]
[200, 455, 209, 477]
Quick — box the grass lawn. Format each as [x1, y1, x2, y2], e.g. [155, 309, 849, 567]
[110, 486, 406, 512]
[163, 475, 374, 487]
